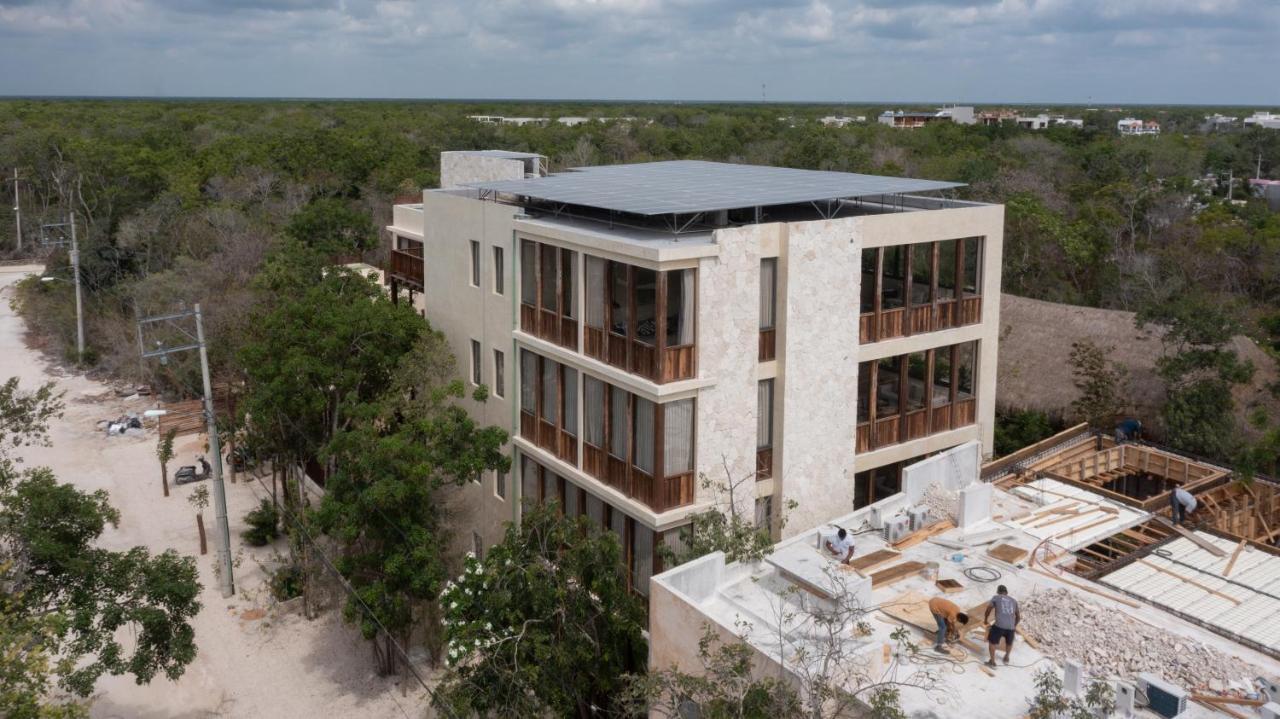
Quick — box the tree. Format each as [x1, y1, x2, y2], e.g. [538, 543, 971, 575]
[994, 409, 1055, 457]
[623, 625, 801, 719]
[1027, 667, 1115, 719]
[284, 198, 375, 255]
[1068, 340, 1128, 429]
[0, 582, 87, 719]
[434, 505, 647, 718]
[156, 428, 175, 498]
[313, 329, 509, 675]
[663, 458, 794, 567]
[0, 379, 202, 699]
[187, 484, 209, 554]
[1138, 295, 1254, 459]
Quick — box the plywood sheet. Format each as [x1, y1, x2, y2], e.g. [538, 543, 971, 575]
[988, 543, 1028, 564]
[870, 561, 927, 588]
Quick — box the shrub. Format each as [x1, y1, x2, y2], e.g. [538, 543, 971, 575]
[268, 563, 304, 601]
[241, 499, 279, 546]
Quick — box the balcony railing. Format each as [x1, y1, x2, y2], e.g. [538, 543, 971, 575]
[581, 440, 695, 513]
[388, 246, 424, 290]
[859, 296, 981, 343]
[582, 327, 697, 384]
[855, 397, 977, 452]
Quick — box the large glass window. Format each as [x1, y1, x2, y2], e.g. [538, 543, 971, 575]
[760, 258, 777, 329]
[958, 342, 976, 399]
[585, 256, 606, 329]
[860, 248, 878, 313]
[633, 397, 655, 474]
[757, 380, 774, 449]
[540, 245, 558, 311]
[937, 239, 958, 300]
[520, 350, 536, 413]
[912, 243, 933, 305]
[561, 249, 577, 319]
[521, 455, 539, 505]
[493, 246, 504, 295]
[609, 386, 629, 459]
[609, 262, 629, 336]
[932, 348, 953, 407]
[881, 245, 906, 309]
[877, 356, 901, 418]
[857, 361, 872, 422]
[907, 352, 927, 412]
[634, 268, 657, 347]
[664, 399, 695, 475]
[520, 241, 536, 305]
[541, 358, 558, 424]
[584, 376, 605, 447]
[667, 269, 695, 347]
[563, 368, 578, 437]
[963, 238, 981, 295]
[633, 523, 654, 597]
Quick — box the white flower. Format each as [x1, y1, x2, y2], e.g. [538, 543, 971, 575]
[465, 551, 476, 560]
[484, 622, 492, 632]
[464, 588, 472, 596]
[505, 559, 512, 567]
[450, 601, 458, 610]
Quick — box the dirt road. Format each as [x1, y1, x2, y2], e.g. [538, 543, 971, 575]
[0, 266, 423, 718]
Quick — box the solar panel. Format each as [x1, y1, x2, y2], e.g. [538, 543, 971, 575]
[466, 160, 961, 216]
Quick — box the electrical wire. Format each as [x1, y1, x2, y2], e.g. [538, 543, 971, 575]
[963, 565, 1002, 583]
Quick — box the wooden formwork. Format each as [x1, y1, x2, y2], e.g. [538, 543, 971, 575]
[1191, 480, 1280, 545]
[1039, 443, 1228, 511]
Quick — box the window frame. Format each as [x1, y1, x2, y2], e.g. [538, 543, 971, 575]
[493, 348, 505, 398]
[492, 245, 505, 295]
[470, 339, 481, 386]
[469, 240, 481, 288]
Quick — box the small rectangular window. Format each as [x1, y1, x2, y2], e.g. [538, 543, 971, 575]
[470, 240, 480, 288]
[493, 246, 504, 295]
[472, 531, 484, 559]
[470, 339, 481, 386]
[495, 468, 507, 500]
[493, 349, 505, 398]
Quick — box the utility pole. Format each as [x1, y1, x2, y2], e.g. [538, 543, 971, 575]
[70, 213, 84, 361]
[11, 169, 20, 252]
[139, 304, 234, 597]
[38, 215, 85, 362]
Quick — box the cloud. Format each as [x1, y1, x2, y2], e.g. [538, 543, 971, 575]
[0, 0, 1275, 102]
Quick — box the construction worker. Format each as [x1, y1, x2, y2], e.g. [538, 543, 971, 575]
[822, 527, 855, 564]
[928, 596, 969, 652]
[1115, 418, 1142, 444]
[983, 585, 1020, 667]
[1171, 487, 1198, 526]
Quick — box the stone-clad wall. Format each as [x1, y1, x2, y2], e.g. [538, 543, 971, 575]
[778, 218, 861, 536]
[694, 224, 775, 519]
[440, 152, 526, 189]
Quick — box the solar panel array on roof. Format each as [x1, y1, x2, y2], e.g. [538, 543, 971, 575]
[466, 160, 961, 216]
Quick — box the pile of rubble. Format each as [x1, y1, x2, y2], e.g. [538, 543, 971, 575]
[1020, 588, 1264, 692]
[921, 483, 958, 523]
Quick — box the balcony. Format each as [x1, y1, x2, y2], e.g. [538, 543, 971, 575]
[855, 341, 978, 453]
[859, 296, 981, 343]
[387, 244, 424, 291]
[856, 398, 976, 452]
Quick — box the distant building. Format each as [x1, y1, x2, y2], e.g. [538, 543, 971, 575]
[1250, 179, 1280, 211]
[977, 110, 1076, 130]
[1051, 116, 1083, 128]
[1244, 112, 1280, 129]
[977, 109, 1018, 126]
[466, 115, 550, 127]
[819, 116, 866, 128]
[878, 106, 976, 128]
[1015, 114, 1050, 130]
[1117, 118, 1160, 136]
[1204, 113, 1238, 128]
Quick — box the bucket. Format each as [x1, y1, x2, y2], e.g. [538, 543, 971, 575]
[924, 561, 940, 581]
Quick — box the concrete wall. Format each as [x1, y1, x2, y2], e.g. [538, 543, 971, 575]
[901, 440, 980, 504]
[440, 152, 527, 190]
[776, 218, 862, 537]
[696, 224, 774, 518]
[419, 189, 522, 551]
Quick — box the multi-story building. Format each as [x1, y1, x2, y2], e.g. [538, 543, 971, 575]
[386, 151, 1003, 594]
[1117, 118, 1161, 135]
[878, 106, 976, 128]
[1244, 111, 1280, 130]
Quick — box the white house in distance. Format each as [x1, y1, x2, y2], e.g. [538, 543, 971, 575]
[879, 106, 976, 128]
[385, 151, 1003, 596]
[1117, 118, 1161, 135]
[1244, 111, 1280, 129]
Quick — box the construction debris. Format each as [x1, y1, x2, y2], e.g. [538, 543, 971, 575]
[921, 483, 958, 524]
[1019, 588, 1267, 692]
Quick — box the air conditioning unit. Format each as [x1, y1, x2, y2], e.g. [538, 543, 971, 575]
[882, 516, 912, 544]
[869, 505, 890, 530]
[1114, 682, 1136, 718]
[1137, 673, 1187, 718]
[1261, 702, 1280, 719]
[908, 506, 931, 531]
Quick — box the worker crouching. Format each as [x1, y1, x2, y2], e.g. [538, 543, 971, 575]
[927, 596, 969, 652]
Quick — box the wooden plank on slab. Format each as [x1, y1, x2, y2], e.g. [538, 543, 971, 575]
[1136, 559, 1241, 605]
[987, 543, 1028, 564]
[846, 549, 901, 573]
[1222, 540, 1247, 577]
[1156, 518, 1228, 557]
[871, 561, 927, 589]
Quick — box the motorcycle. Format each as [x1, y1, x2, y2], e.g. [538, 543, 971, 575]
[174, 455, 211, 485]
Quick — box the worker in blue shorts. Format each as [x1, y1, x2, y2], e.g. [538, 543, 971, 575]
[983, 585, 1020, 667]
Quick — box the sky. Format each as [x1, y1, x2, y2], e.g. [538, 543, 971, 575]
[0, 0, 1277, 104]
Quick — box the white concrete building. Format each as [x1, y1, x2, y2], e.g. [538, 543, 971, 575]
[878, 106, 976, 128]
[650, 439, 1280, 718]
[386, 151, 1003, 595]
[1244, 111, 1280, 130]
[1118, 118, 1161, 135]
[819, 115, 866, 128]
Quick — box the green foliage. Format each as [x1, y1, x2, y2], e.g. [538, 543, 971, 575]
[242, 499, 280, 546]
[1027, 667, 1115, 719]
[1138, 294, 1254, 459]
[0, 378, 64, 482]
[435, 505, 647, 718]
[0, 585, 87, 719]
[661, 465, 793, 567]
[622, 625, 801, 719]
[311, 329, 509, 672]
[268, 563, 305, 601]
[994, 409, 1057, 457]
[284, 198, 375, 254]
[1068, 340, 1129, 428]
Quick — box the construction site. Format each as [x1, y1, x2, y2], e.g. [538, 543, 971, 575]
[649, 427, 1280, 719]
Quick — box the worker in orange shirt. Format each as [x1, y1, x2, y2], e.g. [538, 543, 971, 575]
[928, 596, 969, 652]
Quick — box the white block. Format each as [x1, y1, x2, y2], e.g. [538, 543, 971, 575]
[1260, 702, 1280, 719]
[1063, 661, 1083, 696]
[1114, 682, 1136, 717]
[957, 483, 993, 529]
